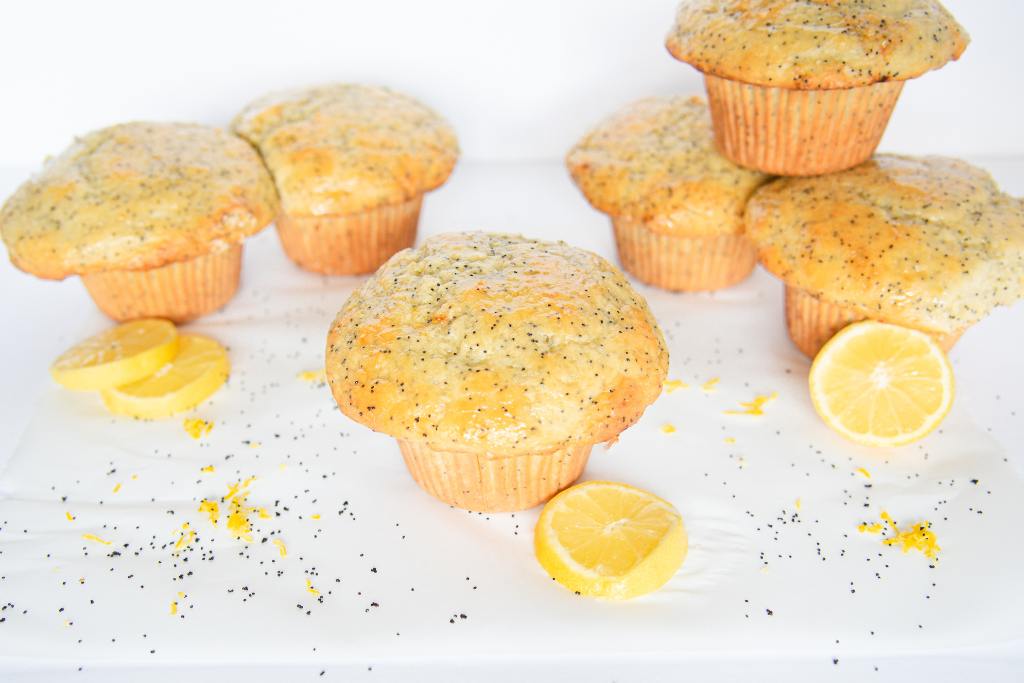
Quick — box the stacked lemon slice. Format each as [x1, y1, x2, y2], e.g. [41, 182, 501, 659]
[51, 319, 229, 418]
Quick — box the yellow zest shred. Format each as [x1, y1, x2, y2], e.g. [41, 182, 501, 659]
[306, 579, 320, 596]
[131, 474, 138, 480]
[183, 418, 214, 439]
[795, 498, 802, 511]
[272, 538, 287, 557]
[724, 436, 736, 444]
[859, 511, 941, 559]
[112, 483, 122, 494]
[660, 423, 677, 434]
[250, 441, 262, 448]
[198, 499, 220, 524]
[856, 467, 872, 479]
[663, 379, 688, 394]
[724, 392, 778, 416]
[170, 601, 178, 615]
[257, 507, 271, 519]
[297, 369, 326, 383]
[880, 511, 940, 559]
[65, 512, 75, 522]
[701, 377, 720, 392]
[174, 522, 196, 551]
[310, 513, 321, 520]
[82, 534, 111, 545]
[200, 465, 216, 473]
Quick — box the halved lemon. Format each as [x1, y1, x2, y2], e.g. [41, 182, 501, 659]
[100, 335, 229, 419]
[50, 319, 179, 391]
[534, 480, 687, 599]
[809, 321, 954, 447]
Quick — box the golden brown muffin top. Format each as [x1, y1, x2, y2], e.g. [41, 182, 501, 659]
[566, 96, 768, 235]
[326, 232, 669, 456]
[746, 155, 1024, 334]
[0, 122, 278, 280]
[666, 0, 969, 89]
[233, 84, 459, 217]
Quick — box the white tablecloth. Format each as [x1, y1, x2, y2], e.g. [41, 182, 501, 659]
[1, 161, 1023, 682]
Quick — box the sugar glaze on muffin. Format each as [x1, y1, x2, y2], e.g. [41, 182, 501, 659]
[746, 155, 1024, 335]
[0, 122, 278, 280]
[666, 0, 969, 89]
[567, 95, 768, 234]
[233, 84, 458, 217]
[326, 232, 669, 456]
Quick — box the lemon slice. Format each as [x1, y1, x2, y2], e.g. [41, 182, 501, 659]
[50, 319, 179, 391]
[809, 321, 954, 447]
[534, 480, 687, 599]
[100, 335, 229, 419]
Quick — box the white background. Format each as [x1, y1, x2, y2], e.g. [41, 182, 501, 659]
[0, 0, 1021, 166]
[0, 2, 1023, 681]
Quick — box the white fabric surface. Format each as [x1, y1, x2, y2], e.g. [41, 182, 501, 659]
[1, 161, 1023, 681]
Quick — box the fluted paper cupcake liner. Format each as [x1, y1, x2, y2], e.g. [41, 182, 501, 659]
[704, 74, 904, 175]
[612, 217, 757, 291]
[275, 195, 422, 275]
[396, 439, 593, 512]
[785, 286, 964, 358]
[82, 244, 242, 323]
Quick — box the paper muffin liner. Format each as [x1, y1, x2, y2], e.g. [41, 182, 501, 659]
[703, 74, 904, 175]
[275, 195, 422, 275]
[784, 286, 964, 359]
[396, 439, 593, 512]
[81, 244, 242, 323]
[611, 217, 757, 291]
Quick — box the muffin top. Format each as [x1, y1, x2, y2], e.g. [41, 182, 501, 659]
[746, 155, 1024, 334]
[566, 96, 768, 234]
[0, 122, 278, 280]
[666, 0, 969, 89]
[326, 232, 669, 456]
[232, 84, 459, 216]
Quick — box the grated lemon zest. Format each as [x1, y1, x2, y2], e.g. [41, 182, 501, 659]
[701, 377, 720, 392]
[859, 511, 941, 559]
[306, 579, 320, 596]
[660, 423, 677, 434]
[183, 418, 214, 439]
[200, 465, 216, 473]
[174, 522, 196, 551]
[198, 499, 220, 524]
[724, 437, 736, 444]
[310, 513, 321, 520]
[724, 392, 778, 416]
[82, 534, 111, 545]
[663, 379, 688, 394]
[65, 512, 75, 522]
[272, 538, 287, 557]
[112, 483, 122, 494]
[170, 601, 177, 615]
[795, 498, 802, 510]
[856, 467, 872, 479]
[298, 369, 326, 383]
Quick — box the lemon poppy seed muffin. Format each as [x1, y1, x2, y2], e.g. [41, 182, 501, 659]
[326, 232, 669, 511]
[0, 122, 278, 322]
[233, 84, 459, 275]
[666, 0, 969, 175]
[746, 155, 1024, 357]
[567, 96, 770, 291]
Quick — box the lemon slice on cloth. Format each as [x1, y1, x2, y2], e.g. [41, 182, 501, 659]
[535, 481, 687, 599]
[101, 335, 229, 419]
[809, 321, 954, 447]
[50, 319, 179, 391]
